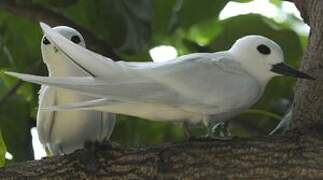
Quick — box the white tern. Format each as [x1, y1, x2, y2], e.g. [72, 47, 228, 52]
[6, 23, 314, 136]
[35, 26, 116, 155]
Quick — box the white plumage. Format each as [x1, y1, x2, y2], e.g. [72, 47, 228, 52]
[7, 23, 314, 135]
[35, 26, 116, 155]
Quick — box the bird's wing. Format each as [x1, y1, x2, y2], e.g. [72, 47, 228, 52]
[36, 86, 57, 145]
[40, 23, 133, 79]
[5, 72, 175, 103]
[40, 98, 114, 111]
[136, 52, 262, 113]
[6, 51, 260, 115]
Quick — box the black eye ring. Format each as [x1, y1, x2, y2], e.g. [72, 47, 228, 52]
[71, 35, 81, 44]
[257, 44, 271, 55]
[42, 37, 50, 45]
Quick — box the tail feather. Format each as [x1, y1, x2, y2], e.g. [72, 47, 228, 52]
[5, 71, 108, 98]
[5, 71, 104, 86]
[41, 98, 115, 111]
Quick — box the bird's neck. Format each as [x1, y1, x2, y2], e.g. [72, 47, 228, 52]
[243, 67, 272, 95]
[228, 50, 276, 85]
[43, 53, 85, 77]
[243, 65, 274, 84]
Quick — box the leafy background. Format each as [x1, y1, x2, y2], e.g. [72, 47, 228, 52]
[0, 0, 307, 165]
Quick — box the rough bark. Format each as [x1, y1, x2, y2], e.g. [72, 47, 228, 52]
[291, 1, 323, 129]
[1, 128, 323, 179]
[1, 0, 323, 179]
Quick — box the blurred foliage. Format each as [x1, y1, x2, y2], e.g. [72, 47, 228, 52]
[0, 0, 307, 164]
[0, 131, 6, 167]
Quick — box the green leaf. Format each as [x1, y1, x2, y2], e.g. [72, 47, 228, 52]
[152, 0, 176, 35]
[170, 0, 228, 31]
[153, 0, 236, 35]
[269, 0, 282, 7]
[0, 15, 41, 71]
[65, 0, 152, 54]
[235, 0, 254, 2]
[0, 95, 34, 162]
[186, 19, 222, 46]
[0, 130, 6, 167]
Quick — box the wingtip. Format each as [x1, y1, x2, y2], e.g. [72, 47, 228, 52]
[39, 22, 50, 29]
[39, 22, 53, 36]
[4, 71, 36, 82]
[5, 71, 43, 82]
[4, 71, 20, 78]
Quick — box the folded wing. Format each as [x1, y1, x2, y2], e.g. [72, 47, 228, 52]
[6, 51, 259, 115]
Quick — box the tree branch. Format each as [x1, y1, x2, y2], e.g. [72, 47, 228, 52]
[1, 128, 323, 179]
[0, 1, 119, 59]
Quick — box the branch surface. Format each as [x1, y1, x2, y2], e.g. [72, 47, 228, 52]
[1, 129, 323, 179]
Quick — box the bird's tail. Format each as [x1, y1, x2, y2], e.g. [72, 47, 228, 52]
[5, 71, 107, 97]
[40, 98, 115, 111]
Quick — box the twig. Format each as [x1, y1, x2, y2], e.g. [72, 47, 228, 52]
[0, 60, 42, 106]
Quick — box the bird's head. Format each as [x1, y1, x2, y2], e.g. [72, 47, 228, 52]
[41, 26, 86, 75]
[41, 26, 85, 61]
[229, 35, 314, 82]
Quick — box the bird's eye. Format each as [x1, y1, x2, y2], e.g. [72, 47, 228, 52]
[71, 35, 81, 44]
[257, 44, 271, 55]
[42, 37, 50, 45]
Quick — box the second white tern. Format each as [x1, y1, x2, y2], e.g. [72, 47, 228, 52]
[36, 26, 116, 155]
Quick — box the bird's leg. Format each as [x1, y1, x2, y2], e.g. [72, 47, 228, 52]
[44, 146, 52, 156]
[206, 120, 232, 140]
[213, 121, 231, 137]
[41, 146, 53, 159]
[58, 144, 66, 155]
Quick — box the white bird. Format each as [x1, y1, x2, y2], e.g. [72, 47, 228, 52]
[35, 26, 116, 155]
[6, 23, 314, 136]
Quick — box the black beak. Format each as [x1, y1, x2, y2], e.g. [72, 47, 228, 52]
[271, 63, 315, 80]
